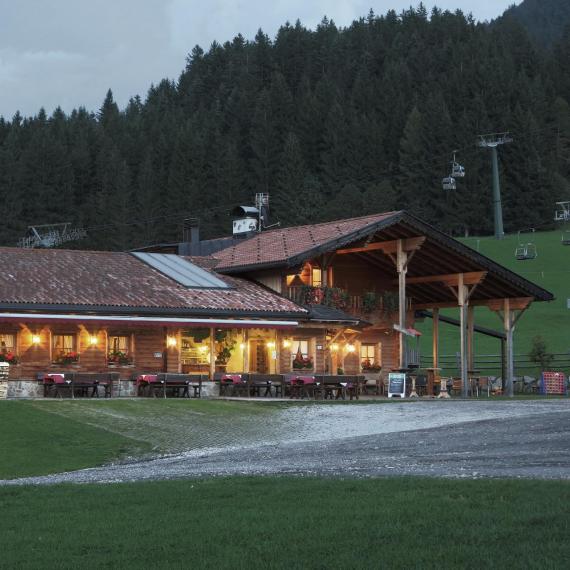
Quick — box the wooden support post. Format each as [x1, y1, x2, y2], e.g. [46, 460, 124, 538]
[467, 305, 475, 372]
[458, 274, 469, 398]
[432, 308, 439, 369]
[397, 239, 408, 369]
[243, 328, 249, 373]
[209, 328, 216, 380]
[500, 338, 506, 393]
[504, 299, 514, 398]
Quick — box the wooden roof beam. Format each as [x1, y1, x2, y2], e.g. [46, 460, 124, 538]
[414, 297, 534, 310]
[395, 271, 487, 287]
[336, 236, 426, 256]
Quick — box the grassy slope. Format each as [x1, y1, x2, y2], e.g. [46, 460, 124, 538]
[1, 478, 569, 569]
[0, 402, 150, 479]
[415, 229, 570, 375]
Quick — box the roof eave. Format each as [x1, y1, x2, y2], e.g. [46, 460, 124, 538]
[0, 302, 307, 320]
[398, 212, 554, 303]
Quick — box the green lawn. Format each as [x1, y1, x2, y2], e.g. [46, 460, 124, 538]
[1, 477, 568, 569]
[416, 229, 570, 376]
[0, 401, 150, 479]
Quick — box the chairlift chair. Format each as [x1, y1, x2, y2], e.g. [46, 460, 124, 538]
[515, 243, 537, 261]
[451, 162, 465, 178]
[442, 176, 456, 191]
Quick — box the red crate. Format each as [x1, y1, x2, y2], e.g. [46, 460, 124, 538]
[540, 372, 566, 395]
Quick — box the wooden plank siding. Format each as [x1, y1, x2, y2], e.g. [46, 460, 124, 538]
[5, 324, 170, 380]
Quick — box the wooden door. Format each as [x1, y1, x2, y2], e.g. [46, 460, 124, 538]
[249, 340, 268, 373]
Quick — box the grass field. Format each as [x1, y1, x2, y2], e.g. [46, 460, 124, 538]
[1, 477, 569, 569]
[415, 229, 570, 375]
[0, 401, 150, 479]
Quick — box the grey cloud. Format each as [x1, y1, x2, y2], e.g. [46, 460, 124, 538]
[0, 0, 521, 118]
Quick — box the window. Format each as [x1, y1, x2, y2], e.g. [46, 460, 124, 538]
[0, 333, 17, 363]
[361, 343, 381, 370]
[292, 339, 313, 370]
[52, 334, 78, 363]
[0, 333, 16, 353]
[311, 267, 322, 287]
[108, 335, 133, 365]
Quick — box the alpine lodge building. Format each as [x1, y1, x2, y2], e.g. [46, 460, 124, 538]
[0, 210, 553, 399]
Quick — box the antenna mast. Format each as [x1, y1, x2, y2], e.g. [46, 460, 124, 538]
[478, 132, 513, 240]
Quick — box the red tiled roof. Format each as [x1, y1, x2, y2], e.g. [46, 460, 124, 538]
[0, 248, 306, 315]
[213, 212, 400, 271]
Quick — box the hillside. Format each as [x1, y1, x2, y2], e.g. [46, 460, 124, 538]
[503, 0, 570, 47]
[0, 5, 568, 251]
[415, 228, 570, 376]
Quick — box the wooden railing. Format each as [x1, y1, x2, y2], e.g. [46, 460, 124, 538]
[287, 286, 411, 315]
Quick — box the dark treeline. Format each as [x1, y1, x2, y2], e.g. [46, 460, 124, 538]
[504, 0, 570, 48]
[0, 4, 569, 250]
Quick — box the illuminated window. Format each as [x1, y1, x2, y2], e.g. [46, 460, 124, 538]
[361, 344, 380, 368]
[52, 334, 77, 362]
[311, 267, 322, 287]
[0, 333, 16, 354]
[292, 339, 313, 370]
[108, 335, 132, 365]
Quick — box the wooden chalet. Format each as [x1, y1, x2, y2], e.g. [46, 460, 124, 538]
[0, 210, 553, 398]
[211, 210, 553, 396]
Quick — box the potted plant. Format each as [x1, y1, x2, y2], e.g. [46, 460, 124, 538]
[0, 352, 19, 365]
[54, 351, 80, 365]
[362, 358, 381, 372]
[108, 350, 133, 366]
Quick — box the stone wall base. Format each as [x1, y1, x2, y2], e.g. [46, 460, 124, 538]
[4, 379, 220, 399]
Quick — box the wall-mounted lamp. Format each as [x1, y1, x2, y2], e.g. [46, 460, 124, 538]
[239, 343, 246, 351]
[266, 341, 276, 349]
[346, 344, 356, 353]
[330, 343, 339, 352]
[89, 336, 98, 346]
[282, 339, 291, 349]
[32, 334, 41, 345]
[198, 345, 208, 353]
[167, 336, 177, 348]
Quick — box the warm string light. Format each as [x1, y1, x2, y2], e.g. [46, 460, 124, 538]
[167, 336, 177, 347]
[330, 343, 339, 352]
[282, 339, 291, 349]
[346, 344, 356, 353]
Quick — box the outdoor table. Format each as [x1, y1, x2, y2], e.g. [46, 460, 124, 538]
[43, 373, 73, 398]
[220, 374, 246, 397]
[136, 374, 158, 397]
[290, 376, 318, 399]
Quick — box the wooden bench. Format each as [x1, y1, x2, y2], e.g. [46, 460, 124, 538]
[71, 373, 118, 398]
[153, 374, 205, 398]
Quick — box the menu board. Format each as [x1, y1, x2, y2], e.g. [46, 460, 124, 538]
[388, 373, 406, 398]
[540, 372, 566, 395]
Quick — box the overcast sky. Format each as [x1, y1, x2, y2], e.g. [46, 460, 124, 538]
[0, 0, 522, 119]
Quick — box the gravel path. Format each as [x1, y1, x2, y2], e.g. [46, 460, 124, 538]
[3, 400, 570, 485]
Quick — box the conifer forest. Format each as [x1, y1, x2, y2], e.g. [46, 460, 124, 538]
[0, 2, 569, 250]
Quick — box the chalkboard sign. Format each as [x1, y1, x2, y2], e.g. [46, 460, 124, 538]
[388, 373, 406, 398]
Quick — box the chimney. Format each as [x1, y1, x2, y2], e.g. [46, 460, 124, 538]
[183, 218, 200, 243]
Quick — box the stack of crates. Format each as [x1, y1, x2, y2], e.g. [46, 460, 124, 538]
[0, 361, 9, 399]
[540, 372, 567, 396]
